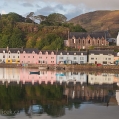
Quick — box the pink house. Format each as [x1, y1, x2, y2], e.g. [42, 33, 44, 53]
[20, 48, 39, 64]
[38, 51, 56, 64]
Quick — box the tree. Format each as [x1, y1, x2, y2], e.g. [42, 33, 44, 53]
[41, 13, 67, 25]
[26, 12, 34, 23]
[34, 15, 47, 24]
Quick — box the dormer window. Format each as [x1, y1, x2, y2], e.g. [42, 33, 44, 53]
[51, 52, 54, 55]
[32, 51, 35, 54]
[74, 53, 76, 55]
[81, 53, 83, 55]
[67, 53, 69, 55]
[23, 51, 26, 54]
[46, 52, 48, 55]
[39, 51, 42, 55]
[8, 51, 10, 54]
[18, 51, 20, 54]
[60, 52, 62, 55]
[3, 50, 5, 53]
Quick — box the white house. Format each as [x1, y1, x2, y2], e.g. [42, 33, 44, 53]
[116, 32, 119, 46]
[56, 51, 87, 64]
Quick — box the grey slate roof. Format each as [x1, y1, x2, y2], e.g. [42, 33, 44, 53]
[22, 48, 39, 53]
[69, 31, 111, 39]
[89, 50, 114, 55]
[39, 50, 57, 55]
[0, 48, 7, 53]
[9, 48, 22, 53]
[57, 51, 87, 55]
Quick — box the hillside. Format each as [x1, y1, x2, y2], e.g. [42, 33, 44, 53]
[68, 10, 119, 37]
[0, 12, 86, 50]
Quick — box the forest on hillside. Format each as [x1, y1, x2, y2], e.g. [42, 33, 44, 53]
[0, 12, 86, 50]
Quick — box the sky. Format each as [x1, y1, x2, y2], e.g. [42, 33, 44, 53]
[0, 0, 119, 20]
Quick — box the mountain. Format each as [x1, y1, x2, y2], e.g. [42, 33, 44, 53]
[68, 10, 119, 37]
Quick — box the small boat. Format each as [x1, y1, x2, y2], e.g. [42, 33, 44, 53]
[30, 71, 40, 75]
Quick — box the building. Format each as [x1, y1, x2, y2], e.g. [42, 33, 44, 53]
[38, 51, 56, 64]
[56, 51, 87, 64]
[116, 32, 119, 46]
[0, 48, 22, 63]
[64, 31, 110, 49]
[88, 50, 114, 64]
[20, 48, 39, 64]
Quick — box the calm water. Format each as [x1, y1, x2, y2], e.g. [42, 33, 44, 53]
[0, 68, 119, 119]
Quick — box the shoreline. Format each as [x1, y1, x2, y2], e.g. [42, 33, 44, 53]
[0, 63, 119, 73]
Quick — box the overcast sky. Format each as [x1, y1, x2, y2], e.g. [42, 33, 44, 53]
[0, 0, 119, 20]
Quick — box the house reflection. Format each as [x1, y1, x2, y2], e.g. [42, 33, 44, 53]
[0, 68, 119, 86]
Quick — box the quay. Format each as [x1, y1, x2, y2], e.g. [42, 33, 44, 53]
[1, 63, 119, 73]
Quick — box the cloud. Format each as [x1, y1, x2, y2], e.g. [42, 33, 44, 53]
[1, 0, 119, 20]
[1, 10, 7, 14]
[22, 2, 33, 7]
[3, 0, 119, 9]
[35, 6, 54, 16]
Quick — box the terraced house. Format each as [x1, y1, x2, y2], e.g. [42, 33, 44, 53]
[56, 51, 87, 64]
[88, 50, 114, 65]
[0, 48, 116, 65]
[0, 48, 21, 63]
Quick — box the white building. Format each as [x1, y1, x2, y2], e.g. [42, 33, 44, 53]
[116, 32, 119, 46]
[88, 50, 114, 64]
[56, 51, 87, 64]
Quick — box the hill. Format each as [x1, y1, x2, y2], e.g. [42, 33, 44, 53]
[0, 12, 86, 50]
[68, 10, 119, 37]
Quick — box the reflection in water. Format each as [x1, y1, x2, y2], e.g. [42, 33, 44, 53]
[0, 68, 119, 119]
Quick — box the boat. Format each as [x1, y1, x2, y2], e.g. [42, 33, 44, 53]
[30, 71, 40, 75]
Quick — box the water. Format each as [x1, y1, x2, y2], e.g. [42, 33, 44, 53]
[0, 68, 119, 119]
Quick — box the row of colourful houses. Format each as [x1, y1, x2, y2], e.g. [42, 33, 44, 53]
[0, 48, 119, 65]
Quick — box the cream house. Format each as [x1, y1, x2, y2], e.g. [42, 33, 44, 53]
[88, 50, 114, 64]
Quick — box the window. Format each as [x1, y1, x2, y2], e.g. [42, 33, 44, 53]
[60, 57, 63, 59]
[67, 53, 69, 55]
[80, 61, 84, 64]
[28, 56, 30, 58]
[74, 53, 76, 55]
[46, 57, 47, 59]
[13, 56, 15, 58]
[80, 57, 84, 60]
[18, 52, 19, 54]
[3, 55, 5, 58]
[9, 56, 10, 58]
[24, 56, 25, 58]
[91, 58, 94, 60]
[33, 56, 34, 58]
[12, 59, 16, 62]
[18, 56, 19, 58]
[60, 52, 62, 55]
[108, 58, 111, 60]
[51, 52, 54, 55]
[74, 57, 76, 60]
